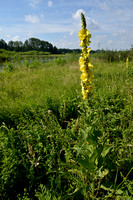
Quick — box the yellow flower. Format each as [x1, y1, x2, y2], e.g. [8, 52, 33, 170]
[85, 34, 91, 44]
[79, 57, 85, 66]
[81, 87, 86, 99]
[78, 13, 94, 100]
[82, 96, 86, 100]
[88, 63, 93, 69]
[80, 73, 88, 82]
[126, 57, 128, 68]
[78, 29, 88, 41]
[80, 66, 86, 73]
[87, 48, 91, 53]
[83, 53, 89, 59]
[86, 85, 93, 93]
[82, 91, 87, 99]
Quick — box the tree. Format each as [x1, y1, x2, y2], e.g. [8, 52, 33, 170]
[28, 38, 41, 50]
[40, 40, 53, 52]
[53, 46, 58, 54]
[0, 39, 7, 49]
[0, 37, 58, 53]
[23, 40, 30, 51]
[13, 41, 23, 52]
[8, 41, 14, 51]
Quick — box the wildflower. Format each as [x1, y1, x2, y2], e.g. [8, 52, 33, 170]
[126, 57, 128, 68]
[78, 13, 94, 99]
[78, 29, 89, 41]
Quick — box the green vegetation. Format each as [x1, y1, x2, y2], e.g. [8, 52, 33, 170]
[0, 38, 81, 56]
[0, 38, 57, 54]
[0, 52, 133, 199]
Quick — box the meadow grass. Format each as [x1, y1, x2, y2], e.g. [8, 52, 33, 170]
[0, 54, 133, 199]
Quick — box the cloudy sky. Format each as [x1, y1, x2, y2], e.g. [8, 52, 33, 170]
[0, 0, 133, 50]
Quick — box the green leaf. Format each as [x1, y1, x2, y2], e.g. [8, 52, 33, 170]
[61, 187, 81, 200]
[75, 157, 95, 172]
[98, 169, 109, 179]
[115, 189, 124, 195]
[101, 146, 112, 158]
[100, 184, 114, 192]
[90, 149, 98, 166]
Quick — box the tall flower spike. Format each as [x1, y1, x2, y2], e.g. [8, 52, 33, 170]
[78, 13, 94, 100]
[126, 57, 128, 68]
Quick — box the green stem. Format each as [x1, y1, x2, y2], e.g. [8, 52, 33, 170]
[117, 167, 133, 188]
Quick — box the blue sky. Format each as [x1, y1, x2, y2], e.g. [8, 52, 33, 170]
[0, 0, 133, 50]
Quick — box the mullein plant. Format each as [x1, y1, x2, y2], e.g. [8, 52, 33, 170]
[78, 13, 94, 100]
[126, 57, 129, 68]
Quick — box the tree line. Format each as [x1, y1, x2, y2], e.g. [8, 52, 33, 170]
[0, 38, 81, 54]
[0, 38, 58, 54]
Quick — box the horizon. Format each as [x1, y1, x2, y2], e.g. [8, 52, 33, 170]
[0, 0, 133, 50]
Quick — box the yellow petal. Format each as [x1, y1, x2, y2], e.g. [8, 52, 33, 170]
[80, 66, 86, 73]
[79, 57, 85, 66]
[87, 48, 91, 53]
[86, 85, 93, 93]
[78, 29, 88, 41]
[88, 63, 93, 68]
[82, 96, 86, 100]
[80, 73, 88, 81]
[79, 41, 84, 47]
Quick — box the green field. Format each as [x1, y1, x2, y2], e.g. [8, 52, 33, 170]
[0, 53, 133, 199]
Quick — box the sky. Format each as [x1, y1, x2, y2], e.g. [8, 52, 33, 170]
[0, 0, 133, 50]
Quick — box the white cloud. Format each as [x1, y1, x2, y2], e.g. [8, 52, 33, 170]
[40, 14, 44, 19]
[53, 37, 79, 49]
[99, 2, 109, 11]
[5, 34, 11, 39]
[29, 0, 40, 8]
[48, 1, 53, 7]
[107, 40, 113, 44]
[86, 17, 100, 30]
[28, 23, 71, 33]
[71, 9, 100, 36]
[92, 34, 107, 44]
[11, 36, 20, 41]
[72, 9, 85, 20]
[70, 9, 85, 36]
[69, 30, 75, 36]
[26, 31, 35, 38]
[25, 14, 40, 24]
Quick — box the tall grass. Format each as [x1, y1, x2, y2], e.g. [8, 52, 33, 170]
[0, 53, 133, 199]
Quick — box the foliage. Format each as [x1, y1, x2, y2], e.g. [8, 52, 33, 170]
[0, 37, 81, 55]
[93, 49, 133, 62]
[0, 37, 57, 53]
[0, 54, 133, 199]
